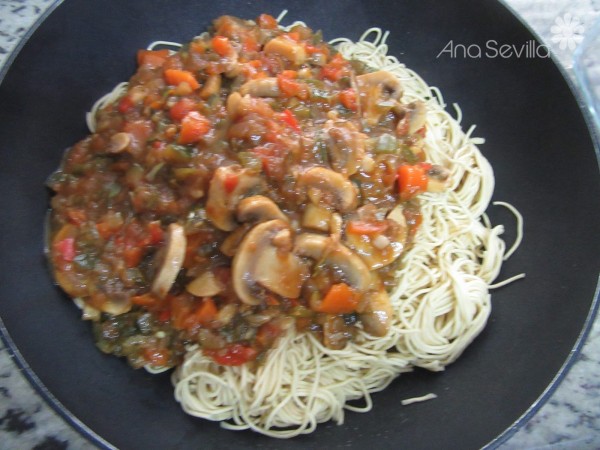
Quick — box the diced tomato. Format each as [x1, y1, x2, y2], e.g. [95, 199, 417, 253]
[204, 343, 258, 366]
[280, 109, 300, 132]
[178, 111, 211, 144]
[123, 246, 143, 267]
[321, 53, 348, 82]
[257, 13, 278, 29]
[147, 221, 164, 245]
[169, 98, 196, 122]
[339, 88, 357, 111]
[137, 49, 170, 68]
[118, 95, 135, 114]
[158, 308, 171, 323]
[211, 36, 233, 57]
[54, 238, 75, 262]
[224, 172, 239, 194]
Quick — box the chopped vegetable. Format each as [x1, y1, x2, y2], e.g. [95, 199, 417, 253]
[397, 164, 429, 201]
[137, 49, 170, 68]
[164, 69, 200, 90]
[211, 36, 233, 57]
[204, 343, 258, 366]
[178, 111, 210, 144]
[314, 283, 359, 314]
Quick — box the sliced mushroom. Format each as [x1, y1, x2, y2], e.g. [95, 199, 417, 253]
[356, 70, 403, 99]
[264, 36, 306, 65]
[232, 220, 307, 305]
[236, 195, 288, 223]
[396, 101, 427, 136]
[345, 205, 408, 269]
[226, 91, 243, 117]
[360, 286, 393, 337]
[151, 223, 187, 298]
[324, 120, 367, 176]
[297, 167, 358, 213]
[220, 223, 251, 257]
[294, 233, 371, 292]
[186, 270, 224, 297]
[425, 164, 450, 193]
[205, 165, 263, 231]
[108, 132, 131, 153]
[239, 77, 280, 97]
[200, 74, 222, 99]
[357, 70, 403, 126]
[301, 203, 332, 232]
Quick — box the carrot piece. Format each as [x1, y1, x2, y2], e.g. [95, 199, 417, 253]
[169, 98, 196, 122]
[397, 164, 428, 201]
[315, 283, 358, 314]
[163, 69, 200, 90]
[195, 297, 218, 326]
[137, 49, 170, 68]
[178, 111, 211, 144]
[211, 36, 233, 57]
[130, 293, 159, 307]
[346, 220, 389, 236]
[277, 74, 301, 97]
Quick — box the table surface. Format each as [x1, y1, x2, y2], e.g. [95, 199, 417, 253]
[0, 1, 598, 449]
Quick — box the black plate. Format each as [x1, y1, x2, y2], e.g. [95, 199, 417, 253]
[1, 0, 599, 449]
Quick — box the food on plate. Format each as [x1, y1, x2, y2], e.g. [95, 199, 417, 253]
[46, 13, 521, 437]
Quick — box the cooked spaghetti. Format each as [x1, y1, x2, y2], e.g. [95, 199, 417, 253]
[46, 13, 521, 439]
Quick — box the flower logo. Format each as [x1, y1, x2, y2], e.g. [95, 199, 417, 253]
[550, 13, 585, 51]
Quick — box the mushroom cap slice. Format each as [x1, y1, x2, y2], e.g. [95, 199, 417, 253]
[151, 223, 186, 298]
[232, 219, 307, 305]
[360, 286, 393, 337]
[356, 70, 403, 99]
[298, 167, 358, 213]
[205, 165, 263, 231]
[264, 36, 306, 65]
[239, 77, 280, 97]
[236, 195, 288, 223]
[294, 233, 371, 292]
